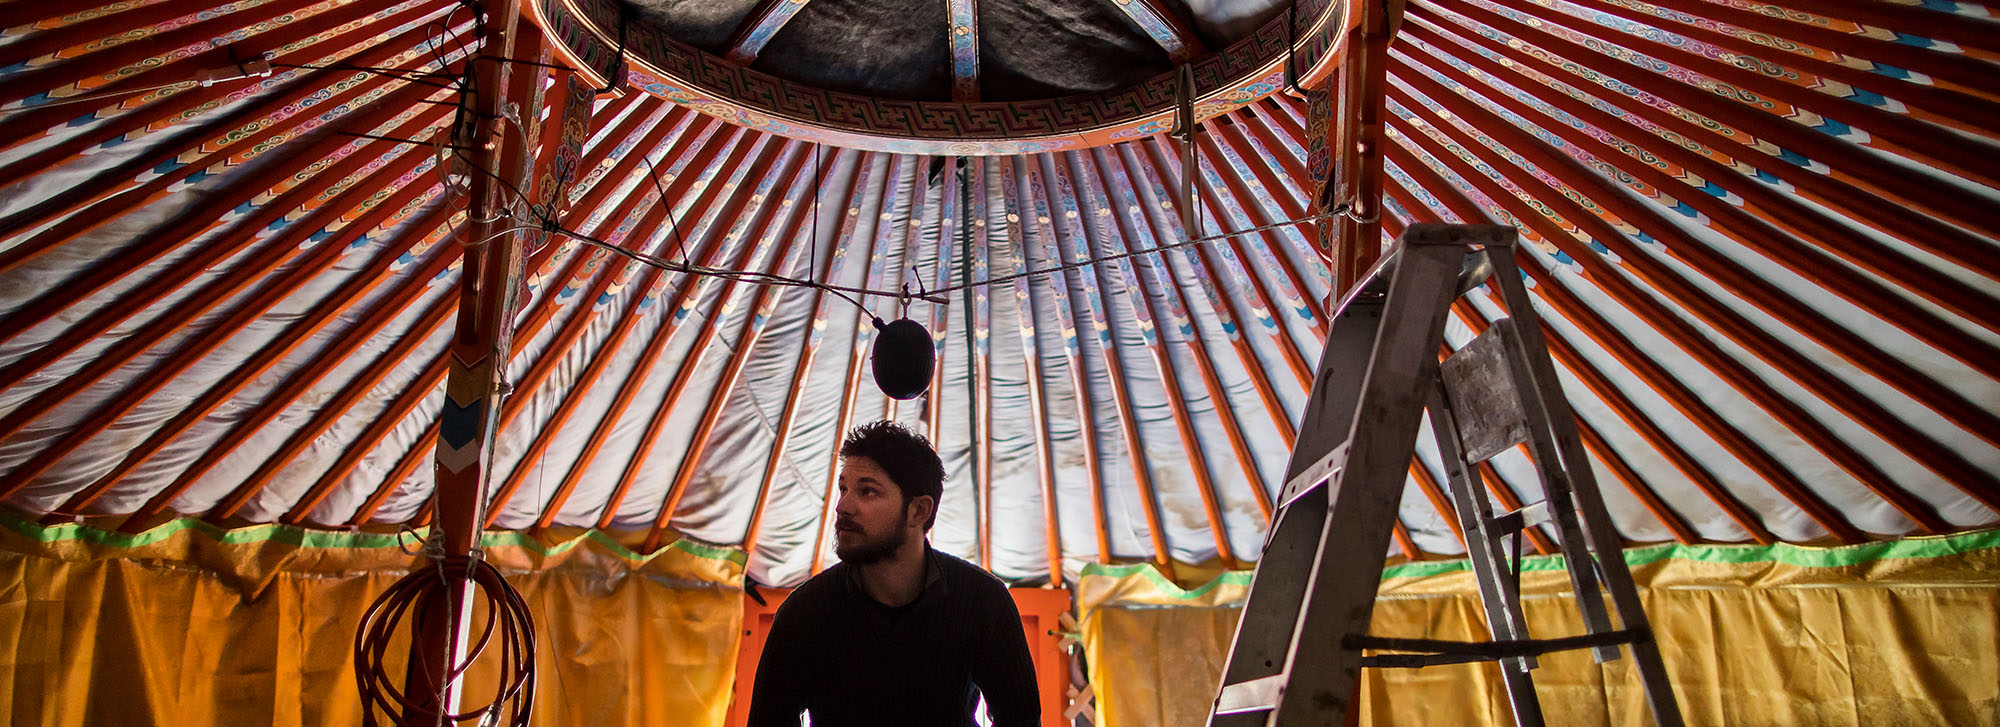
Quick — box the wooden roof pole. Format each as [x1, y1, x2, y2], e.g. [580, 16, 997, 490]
[296, 113, 700, 527]
[1399, 19, 2000, 330]
[810, 157, 912, 575]
[1020, 162, 1115, 567]
[591, 137, 796, 531]
[1085, 146, 1238, 569]
[476, 125, 780, 527]
[1136, 136, 1304, 448]
[740, 150, 873, 557]
[997, 158, 1068, 586]
[1054, 151, 1177, 579]
[1415, 1, 2000, 259]
[1028, 158, 1117, 567]
[1382, 108, 1865, 543]
[1121, 142, 1276, 524]
[1388, 73, 2000, 510]
[642, 150, 818, 552]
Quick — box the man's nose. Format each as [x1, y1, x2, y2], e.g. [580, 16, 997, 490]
[833, 491, 855, 515]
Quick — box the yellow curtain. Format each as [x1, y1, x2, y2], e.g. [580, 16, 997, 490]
[0, 513, 744, 727]
[1079, 531, 2000, 727]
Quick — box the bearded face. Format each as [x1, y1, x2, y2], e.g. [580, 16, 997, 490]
[833, 456, 917, 566]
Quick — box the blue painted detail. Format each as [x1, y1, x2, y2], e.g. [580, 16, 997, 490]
[438, 397, 487, 449]
[1588, 237, 1610, 253]
[1892, 33, 1936, 48]
[1753, 167, 1781, 184]
[1871, 64, 1912, 81]
[596, 291, 613, 306]
[19, 92, 51, 107]
[1845, 87, 1891, 109]
[1776, 147, 1813, 168]
[0, 62, 29, 76]
[1673, 201, 1698, 218]
[638, 297, 656, 309]
[309, 229, 333, 242]
[1221, 321, 1237, 335]
[154, 160, 180, 175]
[67, 114, 95, 127]
[100, 136, 126, 150]
[1294, 305, 1314, 320]
[350, 234, 373, 250]
[1554, 250, 1576, 264]
[1635, 231, 1658, 245]
[1702, 181, 1729, 198]
[1815, 116, 1853, 136]
[396, 253, 414, 264]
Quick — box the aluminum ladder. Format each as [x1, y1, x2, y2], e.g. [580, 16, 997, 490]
[1207, 224, 1683, 727]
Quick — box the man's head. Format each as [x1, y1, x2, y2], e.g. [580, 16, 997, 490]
[832, 421, 945, 565]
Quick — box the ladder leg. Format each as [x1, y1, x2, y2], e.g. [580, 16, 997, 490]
[1428, 389, 1546, 727]
[1265, 237, 1464, 726]
[1486, 250, 1685, 727]
[1209, 483, 1329, 727]
[1212, 265, 1391, 727]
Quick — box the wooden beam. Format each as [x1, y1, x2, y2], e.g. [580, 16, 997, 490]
[722, 0, 818, 64]
[1026, 158, 1114, 565]
[1106, 0, 1206, 63]
[997, 157, 1068, 585]
[1053, 151, 1176, 579]
[1087, 146, 1237, 568]
[947, 0, 979, 101]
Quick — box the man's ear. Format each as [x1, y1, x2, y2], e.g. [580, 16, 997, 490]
[907, 495, 936, 529]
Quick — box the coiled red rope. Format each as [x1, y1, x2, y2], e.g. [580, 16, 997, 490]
[355, 553, 536, 726]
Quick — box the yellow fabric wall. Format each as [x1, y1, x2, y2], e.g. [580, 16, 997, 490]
[1079, 531, 2000, 727]
[0, 514, 743, 727]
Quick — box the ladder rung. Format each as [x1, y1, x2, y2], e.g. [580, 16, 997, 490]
[1490, 500, 1550, 535]
[1343, 627, 1650, 661]
[1279, 442, 1349, 508]
[1360, 651, 1501, 669]
[1214, 674, 1285, 715]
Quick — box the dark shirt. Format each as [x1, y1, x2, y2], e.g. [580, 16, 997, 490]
[746, 547, 1041, 727]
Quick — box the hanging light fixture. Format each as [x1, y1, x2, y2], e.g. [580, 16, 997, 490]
[871, 317, 934, 400]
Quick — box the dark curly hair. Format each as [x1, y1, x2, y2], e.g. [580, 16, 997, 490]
[839, 420, 946, 530]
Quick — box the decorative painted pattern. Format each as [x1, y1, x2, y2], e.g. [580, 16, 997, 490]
[533, 0, 1348, 153]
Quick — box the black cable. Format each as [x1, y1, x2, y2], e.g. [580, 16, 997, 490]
[635, 152, 693, 268]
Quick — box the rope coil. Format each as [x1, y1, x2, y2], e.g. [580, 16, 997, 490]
[354, 550, 535, 727]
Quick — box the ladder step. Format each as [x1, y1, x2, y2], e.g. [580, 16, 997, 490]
[1490, 500, 1550, 535]
[1344, 628, 1649, 662]
[1214, 674, 1285, 715]
[1279, 442, 1349, 507]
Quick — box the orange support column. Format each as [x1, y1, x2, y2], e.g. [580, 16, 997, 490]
[1314, 0, 1402, 301]
[400, 0, 547, 722]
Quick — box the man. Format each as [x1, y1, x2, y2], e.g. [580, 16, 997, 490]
[746, 420, 1040, 727]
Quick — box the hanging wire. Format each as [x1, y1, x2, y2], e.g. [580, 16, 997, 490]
[295, 42, 1358, 318]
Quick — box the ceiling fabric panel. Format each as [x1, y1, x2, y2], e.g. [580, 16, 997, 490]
[0, 0, 1993, 586]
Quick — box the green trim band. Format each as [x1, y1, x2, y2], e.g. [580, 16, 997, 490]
[1081, 528, 2000, 600]
[0, 510, 748, 566]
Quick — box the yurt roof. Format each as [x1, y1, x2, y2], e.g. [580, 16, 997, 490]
[0, 0, 1995, 587]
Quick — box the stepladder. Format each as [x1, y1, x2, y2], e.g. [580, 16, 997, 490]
[1208, 224, 1683, 727]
